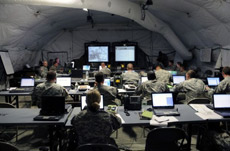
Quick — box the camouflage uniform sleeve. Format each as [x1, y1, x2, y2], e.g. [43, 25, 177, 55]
[135, 84, 143, 95]
[62, 87, 69, 98]
[110, 113, 122, 130]
[174, 81, 186, 92]
[215, 81, 226, 93]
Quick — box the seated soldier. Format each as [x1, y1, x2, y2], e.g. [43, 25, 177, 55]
[94, 72, 121, 106]
[39, 60, 48, 78]
[121, 63, 140, 86]
[71, 89, 121, 146]
[99, 62, 111, 77]
[174, 70, 208, 104]
[155, 63, 171, 84]
[136, 71, 169, 104]
[32, 71, 68, 107]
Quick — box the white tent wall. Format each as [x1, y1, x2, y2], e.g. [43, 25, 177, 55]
[43, 24, 175, 65]
[0, 0, 192, 60]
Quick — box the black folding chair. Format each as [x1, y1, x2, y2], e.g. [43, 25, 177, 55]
[145, 127, 189, 151]
[0, 141, 19, 151]
[77, 143, 119, 151]
[188, 98, 210, 104]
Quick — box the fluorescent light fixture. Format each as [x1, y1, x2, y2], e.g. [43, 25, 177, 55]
[83, 8, 88, 11]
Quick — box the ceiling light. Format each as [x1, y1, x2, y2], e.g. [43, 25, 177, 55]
[83, 8, 88, 11]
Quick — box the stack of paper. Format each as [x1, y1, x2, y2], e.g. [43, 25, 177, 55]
[190, 104, 222, 120]
[150, 115, 178, 126]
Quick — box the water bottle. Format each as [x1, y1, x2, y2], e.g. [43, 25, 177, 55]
[86, 71, 89, 80]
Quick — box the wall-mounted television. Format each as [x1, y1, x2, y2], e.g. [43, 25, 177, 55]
[115, 45, 136, 62]
[86, 43, 109, 63]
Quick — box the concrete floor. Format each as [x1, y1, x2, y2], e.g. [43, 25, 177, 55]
[0, 96, 199, 151]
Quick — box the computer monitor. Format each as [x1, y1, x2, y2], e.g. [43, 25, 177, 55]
[56, 77, 71, 87]
[83, 65, 90, 71]
[20, 78, 35, 87]
[87, 45, 109, 62]
[81, 95, 104, 110]
[173, 76, 185, 85]
[151, 93, 174, 108]
[168, 71, 177, 76]
[104, 78, 111, 86]
[115, 46, 135, 62]
[207, 77, 220, 87]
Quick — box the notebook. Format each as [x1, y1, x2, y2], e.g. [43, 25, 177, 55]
[141, 77, 148, 84]
[103, 78, 111, 86]
[33, 96, 65, 121]
[10, 78, 35, 93]
[83, 65, 90, 71]
[56, 77, 71, 90]
[81, 95, 104, 110]
[212, 94, 230, 117]
[151, 93, 180, 116]
[207, 77, 220, 87]
[172, 75, 185, 85]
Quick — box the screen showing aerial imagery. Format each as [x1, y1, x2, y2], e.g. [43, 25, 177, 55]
[88, 46, 109, 62]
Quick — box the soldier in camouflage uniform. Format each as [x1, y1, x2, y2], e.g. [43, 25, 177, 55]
[39, 60, 48, 78]
[49, 62, 58, 72]
[174, 70, 208, 104]
[71, 89, 121, 146]
[32, 71, 68, 107]
[95, 72, 121, 106]
[99, 62, 111, 77]
[155, 63, 172, 84]
[121, 63, 140, 86]
[214, 67, 230, 94]
[136, 71, 169, 104]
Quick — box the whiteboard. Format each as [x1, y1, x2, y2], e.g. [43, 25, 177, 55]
[0, 51, 14, 75]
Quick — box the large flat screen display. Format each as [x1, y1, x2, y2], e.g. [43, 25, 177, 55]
[115, 46, 135, 62]
[88, 46, 109, 62]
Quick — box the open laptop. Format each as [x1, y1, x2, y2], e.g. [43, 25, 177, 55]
[83, 65, 90, 71]
[141, 77, 148, 84]
[34, 96, 65, 121]
[10, 78, 35, 93]
[56, 77, 71, 90]
[212, 94, 230, 117]
[151, 93, 180, 116]
[104, 78, 111, 86]
[207, 77, 220, 87]
[172, 75, 185, 85]
[81, 95, 104, 110]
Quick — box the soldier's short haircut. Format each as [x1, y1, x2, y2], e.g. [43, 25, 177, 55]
[95, 72, 104, 83]
[187, 70, 196, 78]
[86, 89, 101, 111]
[222, 67, 230, 75]
[155, 63, 164, 69]
[147, 71, 156, 80]
[46, 71, 56, 81]
[127, 63, 133, 70]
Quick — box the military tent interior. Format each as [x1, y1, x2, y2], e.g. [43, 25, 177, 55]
[0, 0, 230, 150]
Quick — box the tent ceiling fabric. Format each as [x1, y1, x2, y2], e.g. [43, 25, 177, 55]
[0, 0, 192, 60]
[0, 0, 230, 68]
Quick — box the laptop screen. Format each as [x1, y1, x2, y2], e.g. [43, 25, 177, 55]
[152, 93, 174, 108]
[207, 77, 220, 86]
[141, 77, 148, 83]
[104, 78, 111, 86]
[41, 96, 65, 115]
[81, 95, 104, 110]
[173, 76, 185, 85]
[20, 78, 35, 87]
[168, 71, 177, 76]
[213, 94, 230, 109]
[83, 65, 90, 71]
[56, 77, 71, 87]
